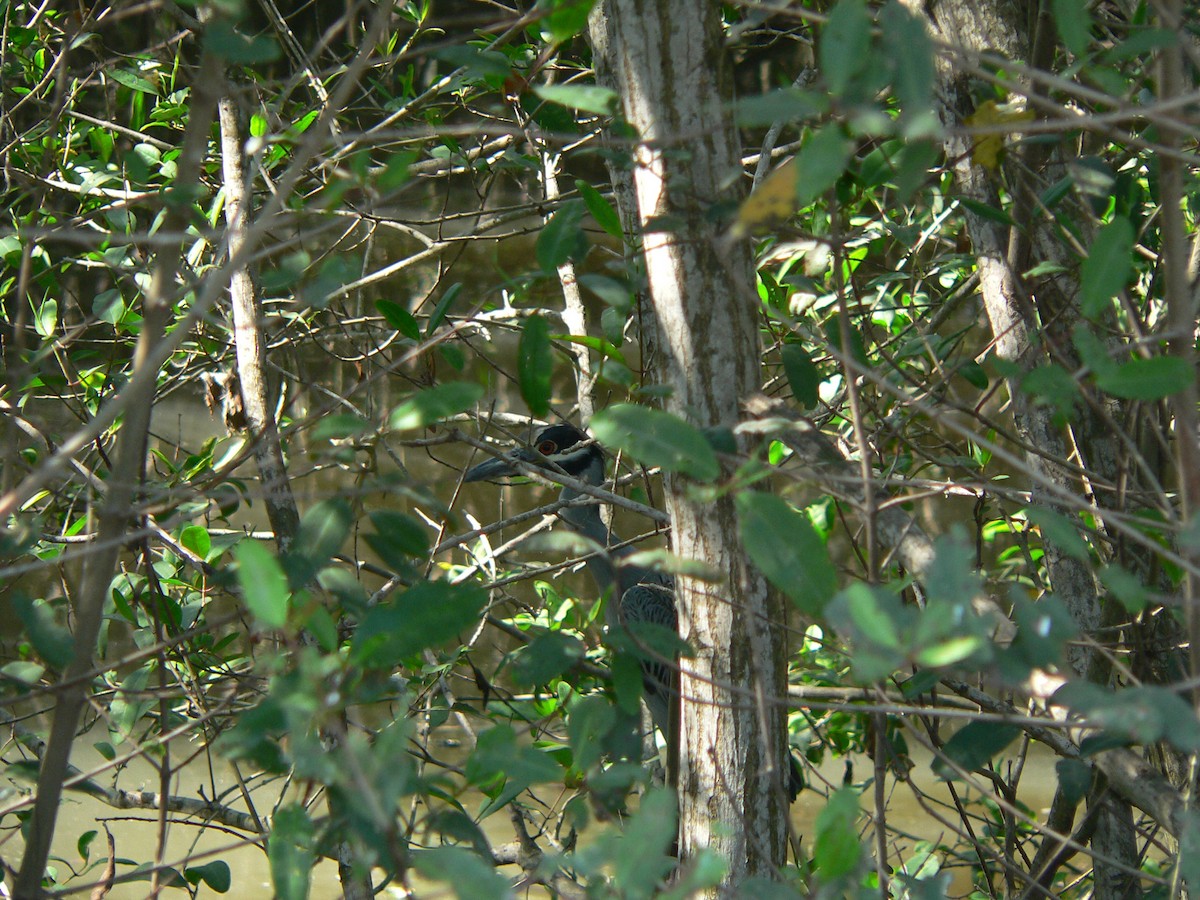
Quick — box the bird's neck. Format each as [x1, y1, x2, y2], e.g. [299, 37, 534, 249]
[558, 483, 626, 597]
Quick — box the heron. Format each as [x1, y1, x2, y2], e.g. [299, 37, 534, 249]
[463, 422, 680, 781]
[464, 422, 803, 802]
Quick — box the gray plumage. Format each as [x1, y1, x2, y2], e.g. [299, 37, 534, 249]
[463, 424, 678, 743]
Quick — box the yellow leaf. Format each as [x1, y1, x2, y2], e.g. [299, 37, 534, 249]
[731, 157, 798, 238]
[965, 100, 1035, 170]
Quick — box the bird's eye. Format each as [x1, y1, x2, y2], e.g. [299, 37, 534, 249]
[537, 440, 557, 455]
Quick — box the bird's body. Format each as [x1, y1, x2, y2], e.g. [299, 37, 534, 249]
[464, 422, 801, 802]
[464, 424, 679, 750]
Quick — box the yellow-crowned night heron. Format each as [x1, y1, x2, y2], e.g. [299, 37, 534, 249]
[465, 422, 803, 802]
[464, 423, 678, 766]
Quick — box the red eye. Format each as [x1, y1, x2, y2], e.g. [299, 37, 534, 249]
[537, 440, 557, 455]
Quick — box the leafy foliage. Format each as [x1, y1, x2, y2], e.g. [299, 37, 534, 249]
[1, 0, 1196, 896]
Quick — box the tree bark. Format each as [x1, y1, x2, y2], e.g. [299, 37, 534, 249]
[217, 95, 301, 553]
[590, 0, 788, 886]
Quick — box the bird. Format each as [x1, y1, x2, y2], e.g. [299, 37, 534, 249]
[464, 421, 803, 802]
[463, 422, 680, 778]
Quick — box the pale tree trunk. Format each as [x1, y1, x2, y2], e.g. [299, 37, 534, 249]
[590, 0, 789, 886]
[217, 95, 301, 554]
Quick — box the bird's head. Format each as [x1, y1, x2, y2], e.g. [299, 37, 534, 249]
[464, 423, 604, 485]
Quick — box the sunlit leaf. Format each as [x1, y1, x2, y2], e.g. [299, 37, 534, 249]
[591, 404, 720, 482]
[235, 540, 290, 630]
[352, 581, 486, 666]
[539, 0, 598, 45]
[389, 382, 483, 430]
[732, 127, 850, 236]
[965, 100, 1035, 169]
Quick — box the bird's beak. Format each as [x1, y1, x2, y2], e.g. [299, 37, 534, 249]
[462, 447, 540, 483]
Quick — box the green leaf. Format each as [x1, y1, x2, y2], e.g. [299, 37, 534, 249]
[933, 720, 1021, 779]
[34, 299, 57, 338]
[533, 83, 617, 116]
[575, 179, 622, 239]
[108, 68, 157, 94]
[957, 196, 1015, 227]
[1055, 758, 1093, 805]
[510, 631, 586, 687]
[537, 200, 588, 273]
[1026, 506, 1090, 563]
[1072, 323, 1119, 380]
[1080, 218, 1133, 317]
[881, 2, 935, 130]
[568, 695, 617, 771]
[735, 492, 838, 614]
[376, 299, 420, 339]
[179, 525, 211, 559]
[539, 0, 598, 44]
[814, 788, 861, 878]
[612, 788, 677, 892]
[780, 343, 820, 408]
[794, 126, 852, 208]
[466, 724, 562, 789]
[820, 0, 872, 96]
[235, 540, 290, 630]
[285, 499, 352, 590]
[12, 596, 74, 669]
[1052, 0, 1092, 56]
[433, 45, 512, 81]
[268, 804, 314, 900]
[365, 509, 430, 570]
[389, 381, 483, 430]
[185, 861, 231, 893]
[414, 847, 511, 900]
[591, 404, 720, 482]
[518, 314, 553, 416]
[205, 21, 281, 63]
[735, 88, 828, 127]
[1095, 356, 1193, 400]
[578, 273, 632, 309]
[426, 282, 462, 336]
[352, 581, 486, 666]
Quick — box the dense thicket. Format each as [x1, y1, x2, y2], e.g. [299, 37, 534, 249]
[2, 0, 1199, 897]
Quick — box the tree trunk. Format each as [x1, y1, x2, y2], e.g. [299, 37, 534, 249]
[590, 0, 789, 887]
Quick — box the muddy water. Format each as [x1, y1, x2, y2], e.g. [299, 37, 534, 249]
[20, 718, 1059, 897]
